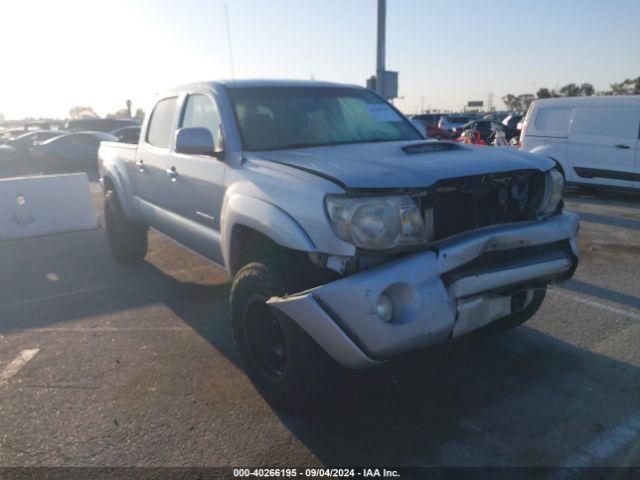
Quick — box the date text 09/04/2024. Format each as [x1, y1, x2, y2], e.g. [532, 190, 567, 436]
[233, 468, 400, 478]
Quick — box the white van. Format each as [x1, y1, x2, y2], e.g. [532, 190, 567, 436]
[521, 96, 640, 190]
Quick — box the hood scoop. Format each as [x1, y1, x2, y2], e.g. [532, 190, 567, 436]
[402, 142, 460, 155]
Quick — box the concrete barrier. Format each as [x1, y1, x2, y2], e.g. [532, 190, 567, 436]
[0, 173, 96, 241]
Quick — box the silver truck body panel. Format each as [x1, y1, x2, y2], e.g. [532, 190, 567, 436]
[269, 213, 579, 368]
[254, 142, 555, 189]
[99, 142, 139, 220]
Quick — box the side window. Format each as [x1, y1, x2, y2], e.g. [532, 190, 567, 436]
[534, 107, 572, 134]
[572, 106, 640, 139]
[146, 97, 178, 148]
[78, 135, 97, 146]
[119, 128, 140, 144]
[180, 94, 221, 146]
[476, 121, 491, 132]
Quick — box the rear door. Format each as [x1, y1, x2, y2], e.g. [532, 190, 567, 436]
[161, 91, 227, 263]
[135, 96, 178, 208]
[568, 105, 640, 188]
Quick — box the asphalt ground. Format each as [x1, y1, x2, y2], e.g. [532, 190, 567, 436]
[0, 184, 639, 469]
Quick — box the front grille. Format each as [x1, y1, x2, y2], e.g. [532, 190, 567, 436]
[441, 241, 573, 286]
[417, 170, 547, 241]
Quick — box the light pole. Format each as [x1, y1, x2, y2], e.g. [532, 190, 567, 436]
[376, 0, 386, 97]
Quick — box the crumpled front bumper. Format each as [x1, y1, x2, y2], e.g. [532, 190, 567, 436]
[268, 213, 580, 369]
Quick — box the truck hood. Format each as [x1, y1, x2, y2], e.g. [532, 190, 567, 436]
[249, 140, 554, 190]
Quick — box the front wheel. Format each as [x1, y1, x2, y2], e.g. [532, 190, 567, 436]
[104, 190, 148, 265]
[230, 255, 334, 409]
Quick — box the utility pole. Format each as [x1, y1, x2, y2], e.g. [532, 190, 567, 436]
[376, 0, 386, 97]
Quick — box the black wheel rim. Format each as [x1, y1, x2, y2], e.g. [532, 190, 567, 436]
[243, 295, 288, 380]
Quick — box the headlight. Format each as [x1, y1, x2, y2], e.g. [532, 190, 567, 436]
[538, 168, 564, 215]
[325, 195, 427, 249]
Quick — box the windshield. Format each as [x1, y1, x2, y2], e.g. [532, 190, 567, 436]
[227, 86, 421, 151]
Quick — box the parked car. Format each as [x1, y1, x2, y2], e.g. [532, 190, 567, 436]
[482, 112, 509, 122]
[425, 125, 451, 140]
[66, 118, 139, 133]
[409, 119, 451, 139]
[6, 130, 67, 154]
[0, 128, 31, 143]
[409, 120, 427, 138]
[110, 125, 141, 144]
[502, 113, 524, 130]
[521, 96, 640, 190]
[410, 113, 443, 127]
[31, 131, 117, 174]
[99, 80, 578, 408]
[438, 115, 472, 132]
[0, 145, 21, 178]
[451, 120, 519, 142]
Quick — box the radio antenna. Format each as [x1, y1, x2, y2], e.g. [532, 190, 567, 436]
[224, 3, 236, 80]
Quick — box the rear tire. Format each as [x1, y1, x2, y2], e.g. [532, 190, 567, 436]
[230, 255, 334, 410]
[481, 288, 546, 333]
[104, 190, 148, 265]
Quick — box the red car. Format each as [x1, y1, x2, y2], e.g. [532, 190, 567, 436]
[426, 125, 451, 140]
[409, 117, 451, 140]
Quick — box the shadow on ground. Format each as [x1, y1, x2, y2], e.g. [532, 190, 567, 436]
[1, 229, 639, 466]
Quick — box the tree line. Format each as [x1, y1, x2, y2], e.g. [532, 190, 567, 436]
[68, 101, 144, 122]
[502, 75, 640, 111]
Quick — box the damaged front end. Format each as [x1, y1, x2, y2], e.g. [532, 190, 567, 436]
[269, 169, 578, 369]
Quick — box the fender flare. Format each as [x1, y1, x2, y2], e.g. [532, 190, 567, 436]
[101, 168, 137, 220]
[220, 193, 316, 271]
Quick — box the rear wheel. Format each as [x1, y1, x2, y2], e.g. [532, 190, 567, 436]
[104, 190, 148, 265]
[230, 255, 334, 409]
[481, 288, 546, 333]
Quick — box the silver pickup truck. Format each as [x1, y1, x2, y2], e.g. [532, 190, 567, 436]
[99, 80, 579, 407]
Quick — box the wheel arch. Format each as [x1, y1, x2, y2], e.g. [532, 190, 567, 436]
[221, 194, 316, 275]
[101, 171, 137, 220]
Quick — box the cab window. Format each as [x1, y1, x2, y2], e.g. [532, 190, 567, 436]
[180, 94, 221, 147]
[146, 97, 178, 148]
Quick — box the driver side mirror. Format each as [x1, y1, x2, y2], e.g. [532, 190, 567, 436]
[175, 127, 223, 158]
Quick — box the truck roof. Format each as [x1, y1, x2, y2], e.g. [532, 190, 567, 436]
[166, 79, 364, 93]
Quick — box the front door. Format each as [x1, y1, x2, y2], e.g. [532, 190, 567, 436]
[162, 92, 227, 264]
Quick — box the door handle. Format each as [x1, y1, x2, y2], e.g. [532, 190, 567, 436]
[166, 166, 178, 181]
[615, 144, 630, 149]
[137, 159, 144, 172]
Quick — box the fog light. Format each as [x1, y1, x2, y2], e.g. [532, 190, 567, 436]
[376, 293, 394, 323]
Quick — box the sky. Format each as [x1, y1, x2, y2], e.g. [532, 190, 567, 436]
[1, 0, 639, 119]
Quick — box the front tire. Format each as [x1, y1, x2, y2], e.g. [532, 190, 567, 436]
[104, 190, 148, 265]
[230, 255, 333, 409]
